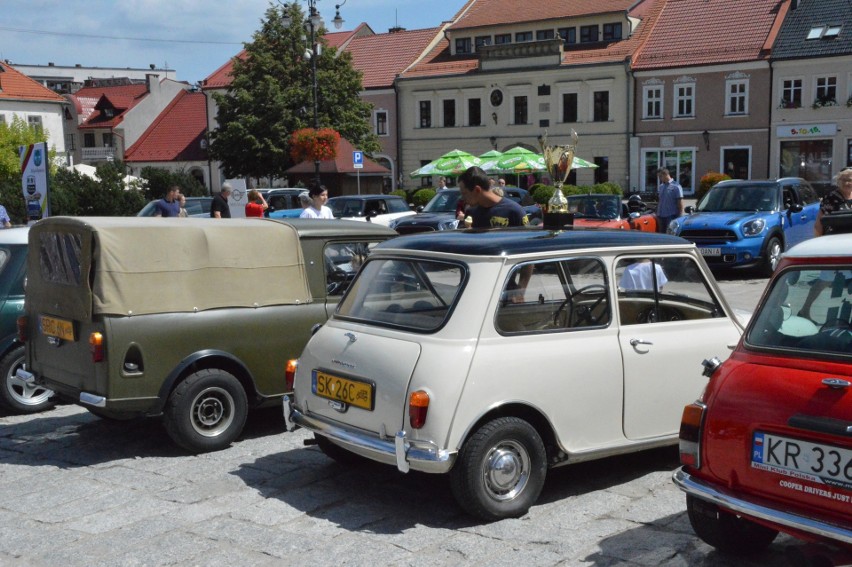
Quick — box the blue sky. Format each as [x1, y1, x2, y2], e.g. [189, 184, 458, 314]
[0, 0, 455, 85]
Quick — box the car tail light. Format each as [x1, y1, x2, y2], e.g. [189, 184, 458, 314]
[408, 390, 430, 429]
[285, 359, 298, 391]
[17, 316, 27, 343]
[679, 401, 706, 468]
[89, 332, 104, 363]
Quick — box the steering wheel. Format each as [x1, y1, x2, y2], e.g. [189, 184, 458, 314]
[636, 305, 684, 324]
[554, 284, 607, 327]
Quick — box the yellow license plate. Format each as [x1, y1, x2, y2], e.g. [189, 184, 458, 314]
[312, 370, 374, 411]
[40, 315, 75, 341]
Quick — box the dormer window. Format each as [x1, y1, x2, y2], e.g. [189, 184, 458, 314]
[104, 108, 115, 118]
[580, 25, 599, 43]
[558, 27, 576, 45]
[456, 37, 472, 54]
[475, 36, 491, 50]
[603, 23, 622, 41]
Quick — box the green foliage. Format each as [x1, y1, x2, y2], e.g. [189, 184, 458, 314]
[412, 188, 436, 208]
[590, 182, 623, 196]
[0, 116, 55, 184]
[50, 163, 146, 217]
[532, 183, 623, 205]
[0, 179, 26, 224]
[390, 189, 408, 203]
[139, 167, 205, 200]
[209, 3, 379, 181]
[532, 185, 556, 205]
[697, 172, 731, 202]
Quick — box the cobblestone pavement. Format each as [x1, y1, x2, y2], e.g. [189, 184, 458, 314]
[0, 273, 811, 567]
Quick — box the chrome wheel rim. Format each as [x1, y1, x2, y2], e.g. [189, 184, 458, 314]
[482, 440, 530, 502]
[6, 357, 53, 408]
[190, 386, 235, 438]
[768, 241, 782, 271]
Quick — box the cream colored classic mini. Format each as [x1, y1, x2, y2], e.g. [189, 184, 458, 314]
[284, 228, 745, 520]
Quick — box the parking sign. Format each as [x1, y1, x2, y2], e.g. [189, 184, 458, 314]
[353, 151, 364, 169]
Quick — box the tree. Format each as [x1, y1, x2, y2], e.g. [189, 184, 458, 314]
[139, 167, 206, 200]
[0, 115, 55, 183]
[209, 2, 379, 182]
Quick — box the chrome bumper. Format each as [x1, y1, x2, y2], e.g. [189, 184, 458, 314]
[673, 468, 852, 545]
[16, 369, 105, 407]
[283, 395, 455, 474]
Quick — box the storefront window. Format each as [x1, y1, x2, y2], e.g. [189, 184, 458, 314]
[643, 150, 695, 194]
[779, 140, 833, 184]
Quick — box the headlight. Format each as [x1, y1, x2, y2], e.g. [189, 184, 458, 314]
[388, 218, 400, 229]
[741, 218, 765, 237]
[666, 217, 682, 235]
[439, 219, 459, 230]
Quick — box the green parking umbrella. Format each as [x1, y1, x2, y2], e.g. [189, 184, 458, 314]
[410, 149, 483, 178]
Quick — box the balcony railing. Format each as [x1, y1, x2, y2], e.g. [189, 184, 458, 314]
[81, 146, 117, 161]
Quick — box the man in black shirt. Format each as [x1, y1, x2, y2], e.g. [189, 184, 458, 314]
[211, 183, 232, 218]
[458, 166, 528, 228]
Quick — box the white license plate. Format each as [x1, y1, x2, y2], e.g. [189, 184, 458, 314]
[699, 248, 721, 256]
[752, 432, 852, 491]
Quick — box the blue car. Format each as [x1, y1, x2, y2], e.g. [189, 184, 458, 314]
[668, 178, 820, 275]
[265, 189, 306, 219]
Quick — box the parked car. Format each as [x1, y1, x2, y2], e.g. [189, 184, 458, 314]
[137, 196, 213, 218]
[326, 195, 415, 227]
[674, 234, 852, 556]
[17, 217, 395, 452]
[266, 188, 307, 219]
[566, 194, 657, 232]
[668, 178, 820, 275]
[0, 227, 54, 413]
[284, 229, 745, 520]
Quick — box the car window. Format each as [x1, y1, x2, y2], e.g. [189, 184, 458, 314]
[38, 232, 83, 286]
[0, 249, 8, 275]
[698, 185, 776, 212]
[364, 200, 387, 216]
[184, 200, 204, 216]
[423, 190, 461, 213]
[336, 258, 466, 332]
[269, 194, 293, 210]
[747, 268, 852, 357]
[796, 184, 820, 205]
[330, 199, 363, 217]
[387, 198, 409, 214]
[615, 256, 726, 325]
[495, 257, 609, 334]
[324, 241, 381, 296]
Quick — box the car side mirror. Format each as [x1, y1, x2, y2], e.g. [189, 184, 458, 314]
[416, 205, 424, 213]
[788, 203, 803, 213]
[629, 212, 641, 220]
[684, 205, 695, 214]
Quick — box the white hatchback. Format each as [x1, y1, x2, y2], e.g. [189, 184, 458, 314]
[284, 229, 744, 520]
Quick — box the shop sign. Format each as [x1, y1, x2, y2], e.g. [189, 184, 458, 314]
[777, 124, 837, 138]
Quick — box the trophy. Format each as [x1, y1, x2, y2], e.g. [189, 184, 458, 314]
[539, 129, 579, 229]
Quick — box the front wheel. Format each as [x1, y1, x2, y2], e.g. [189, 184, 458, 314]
[450, 417, 547, 521]
[164, 369, 248, 453]
[686, 495, 778, 554]
[0, 346, 55, 414]
[761, 236, 783, 277]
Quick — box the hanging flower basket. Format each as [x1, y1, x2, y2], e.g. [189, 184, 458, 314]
[289, 128, 340, 163]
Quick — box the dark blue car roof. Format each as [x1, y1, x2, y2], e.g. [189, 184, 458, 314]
[377, 228, 690, 257]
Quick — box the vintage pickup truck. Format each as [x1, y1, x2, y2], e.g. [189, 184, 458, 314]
[17, 217, 394, 452]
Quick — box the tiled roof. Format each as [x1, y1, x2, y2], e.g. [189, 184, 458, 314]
[70, 83, 149, 123]
[125, 90, 207, 163]
[0, 62, 66, 103]
[78, 87, 150, 130]
[346, 27, 442, 88]
[772, 0, 852, 60]
[632, 0, 787, 70]
[448, 0, 636, 31]
[202, 24, 372, 90]
[286, 137, 390, 174]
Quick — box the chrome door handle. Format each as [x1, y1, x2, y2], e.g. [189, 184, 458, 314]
[630, 338, 653, 347]
[822, 378, 851, 389]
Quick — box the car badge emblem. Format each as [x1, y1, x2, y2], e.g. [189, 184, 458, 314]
[47, 336, 61, 346]
[328, 400, 348, 412]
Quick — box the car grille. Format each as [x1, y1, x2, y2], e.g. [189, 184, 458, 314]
[680, 229, 738, 243]
[395, 225, 437, 234]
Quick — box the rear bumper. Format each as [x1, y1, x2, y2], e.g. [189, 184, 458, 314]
[673, 468, 852, 545]
[19, 368, 157, 414]
[283, 395, 455, 474]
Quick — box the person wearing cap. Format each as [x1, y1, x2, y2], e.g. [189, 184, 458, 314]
[211, 183, 232, 218]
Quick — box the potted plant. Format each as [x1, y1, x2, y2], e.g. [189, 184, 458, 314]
[289, 128, 341, 163]
[812, 97, 838, 109]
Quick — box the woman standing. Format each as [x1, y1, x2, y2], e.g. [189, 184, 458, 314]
[299, 184, 334, 219]
[244, 190, 268, 218]
[814, 167, 852, 236]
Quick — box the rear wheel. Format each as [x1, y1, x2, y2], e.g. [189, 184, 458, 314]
[0, 346, 54, 414]
[686, 495, 778, 554]
[163, 369, 248, 453]
[761, 236, 783, 276]
[450, 417, 547, 521]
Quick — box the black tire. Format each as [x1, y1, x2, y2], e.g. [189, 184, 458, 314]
[686, 495, 778, 554]
[0, 345, 55, 414]
[449, 417, 547, 521]
[163, 369, 248, 453]
[761, 236, 783, 277]
[315, 434, 366, 465]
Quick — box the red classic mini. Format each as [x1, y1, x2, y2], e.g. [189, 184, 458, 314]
[674, 233, 852, 558]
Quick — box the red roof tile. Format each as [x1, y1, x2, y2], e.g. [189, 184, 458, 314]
[632, 0, 788, 70]
[448, 0, 636, 31]
[346, 27, 443, 88]
[71, 83, 149, 123]
[0, 62, 66, 103]
[125, 90, 207, 163]
[286, 137, 390, 174]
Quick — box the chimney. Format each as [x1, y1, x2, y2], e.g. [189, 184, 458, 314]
[48, 62, 55, 66]
[145, 73, 159, 93]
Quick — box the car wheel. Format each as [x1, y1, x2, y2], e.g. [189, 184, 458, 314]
[163, 369, 248, 453]
[449, 417, 547, 521]
[686, 495, 778, 554]
[761, 236, 783, 276]
[0, 346, 55, 414]
[315, 434, 365, 465]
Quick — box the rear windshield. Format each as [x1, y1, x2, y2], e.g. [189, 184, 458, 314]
[38, 232, 83, 286]
[336, 258, 466, 332]
[747, 268, 852, 357]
